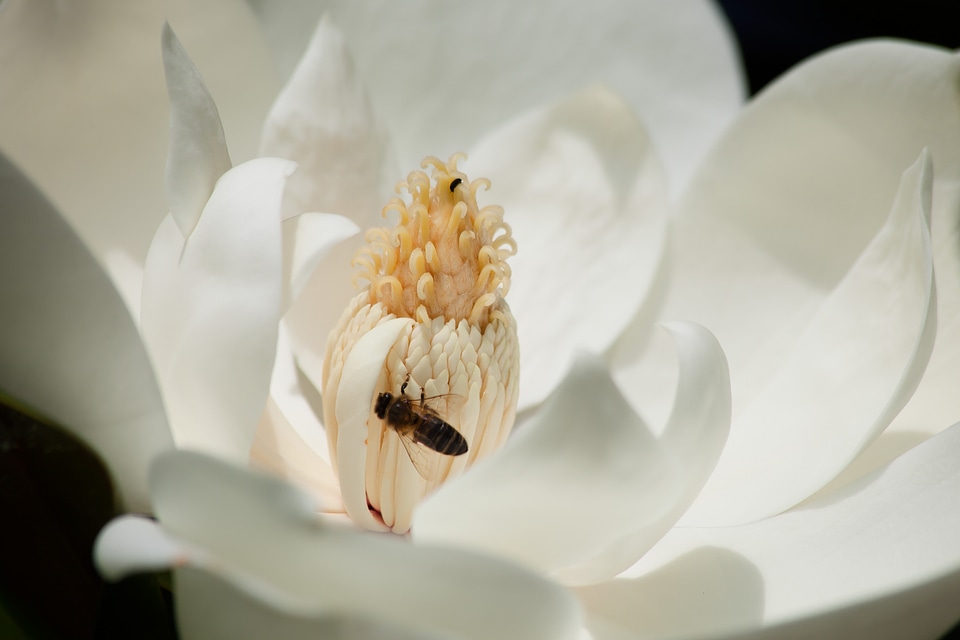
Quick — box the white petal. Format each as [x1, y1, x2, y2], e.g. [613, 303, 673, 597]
[332, 318, 413, 532]
[615, 41, 960, 511]
[0, 1, 278, 273]
[285, 211, 359, 307]
[161, 23, 232, 238]
[262, 16, 396, 394]
[141, 158, 293, 462]
[102, 249, 146, 323]
[268, 325, 332, 461]
[871, 59, 960, 477]
[466, 87, 669, 409]
[94, 514, 186, 582]
[250, 397, 343, 512]
[254, 325, 343, 509]
[655, 322, 732, 499]
[260, 15, 393, 222]
[0, 153, 172, 511]
[148, 451, 582, 640]
[682, 151, 935, 526]
[176, 567, 453, 640]
[579, 422, 960, 640]
[256, 0, 743, 197]
[841, 211, 960, 490]
[413, 323, 730, 586]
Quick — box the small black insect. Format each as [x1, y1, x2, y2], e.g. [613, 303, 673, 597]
[449, 177, 463, 192]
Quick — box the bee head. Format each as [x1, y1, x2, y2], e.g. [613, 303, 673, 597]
[373, 392, 392, 419]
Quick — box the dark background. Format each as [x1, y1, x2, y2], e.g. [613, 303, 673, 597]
[716, 0, 960, 95]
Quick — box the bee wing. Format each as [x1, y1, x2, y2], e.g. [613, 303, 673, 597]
[396, 429, 432, 480]
[419, 393, 464, 419]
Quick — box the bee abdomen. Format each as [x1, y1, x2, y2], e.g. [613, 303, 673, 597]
[414, 417, 468, 456]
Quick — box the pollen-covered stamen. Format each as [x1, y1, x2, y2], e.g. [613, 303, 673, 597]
[353, 154, 515, 328]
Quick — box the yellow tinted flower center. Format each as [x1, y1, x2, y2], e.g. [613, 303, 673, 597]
[353, 154, 515, 326]
[322, 154, 519, 534]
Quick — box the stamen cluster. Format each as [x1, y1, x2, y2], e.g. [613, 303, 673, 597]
[321, 154, 520, 534]
[353, 154, 516, 327]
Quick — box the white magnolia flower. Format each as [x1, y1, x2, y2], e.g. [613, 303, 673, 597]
[2, 1, 960, 639]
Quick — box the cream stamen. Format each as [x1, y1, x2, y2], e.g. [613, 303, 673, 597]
[322, 154, 519, 534]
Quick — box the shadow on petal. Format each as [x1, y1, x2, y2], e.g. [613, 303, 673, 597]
[413, 326, 730, 587]
[175, 567, 449, 640]
[729, 566, 960, 640]
[249, 398, 343, 512]
[576, 547, 764, 640]
[0, 152, 172, 512]
[800, 429, 930, 506]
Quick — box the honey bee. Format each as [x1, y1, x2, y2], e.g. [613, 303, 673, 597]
[374, 377, 468, 478]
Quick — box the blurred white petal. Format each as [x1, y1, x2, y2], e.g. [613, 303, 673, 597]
[245, 0, 744, 197]
[579, 422, 960, 640]
[0, 152, 172, 511]
[94, 514, 187, 582]
[103, 451, 584, 640]
[176, 567, 452, 640]
[0, 0, 277, 275]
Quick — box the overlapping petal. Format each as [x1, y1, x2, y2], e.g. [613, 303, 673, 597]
[141, 157, 292, 462]
[10, 2, 958, 637]
[95, 451, 583, 640]
[283, 212, 359, 308]
[332, 318, 415, 532]
[0, 152, 172, 512]
[250, 328, 342, 510]
[579, 422, 960, 640]
[138, 25, 297, 465]
[259, 16, 393, 223]
[95, 514, 186, 582]
[412, 322, 730, 586]
[683, 150, 936, 526]
[614, 40, 960, 524]
[261, 16, 394, 391]
[245, 0, 744, 197]
[251, 397, 342, 511]
[466, 87, 669, 408]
